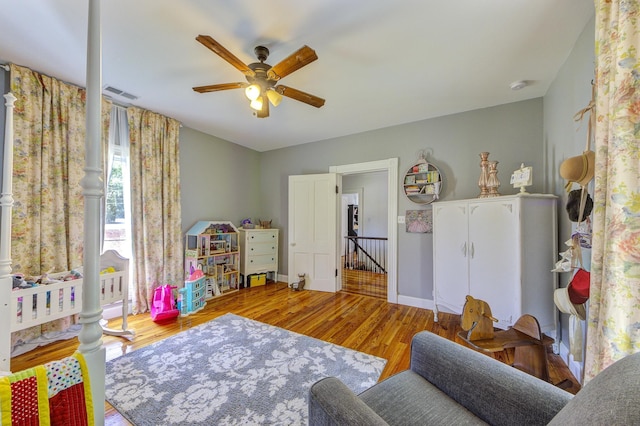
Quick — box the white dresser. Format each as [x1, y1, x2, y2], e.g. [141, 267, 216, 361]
[238, 228, 279, 284]
[432, 194, 558, 332]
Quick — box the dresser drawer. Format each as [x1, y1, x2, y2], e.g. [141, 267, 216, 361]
[185, 277, 206, 292]
[192, 286, 205, 301]
[192, 298, 206, 311]
[247, 254, 277, 269]
[247, 242, 277, 255]
[247, 231, 278, 243]
[193, 278, 206, 292]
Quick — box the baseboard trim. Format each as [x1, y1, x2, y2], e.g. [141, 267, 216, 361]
[559, 340, 584, 384]
[103, 301, 131, 320]
[397, 295, 434, 310]
[276, 278, 436, 311]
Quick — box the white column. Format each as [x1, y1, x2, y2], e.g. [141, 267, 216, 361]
[0, 92, 17, 373]
[78, 0, 106, 422]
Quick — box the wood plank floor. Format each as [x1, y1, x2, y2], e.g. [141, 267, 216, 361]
[11, 282, 581, 425]
[341, 268, 387, 299]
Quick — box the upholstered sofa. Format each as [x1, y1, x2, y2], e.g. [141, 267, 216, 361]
[309, 330, 640, 425]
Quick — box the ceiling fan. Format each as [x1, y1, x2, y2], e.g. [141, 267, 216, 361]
[193, 35, 325, 118]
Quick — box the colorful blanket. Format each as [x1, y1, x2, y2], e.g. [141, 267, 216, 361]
[0, 353, 93, 426]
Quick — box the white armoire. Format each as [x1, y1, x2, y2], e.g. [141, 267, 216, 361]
[432, 194, 558, 332]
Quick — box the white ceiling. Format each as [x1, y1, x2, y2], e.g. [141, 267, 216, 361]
[0, 0, 594, 152]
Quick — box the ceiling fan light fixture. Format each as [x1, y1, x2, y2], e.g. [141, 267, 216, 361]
[193, 36, 324, 117]
[266, 89, 283, 107]
[250, 97, 264, 111]
[245, 84, 261, 101]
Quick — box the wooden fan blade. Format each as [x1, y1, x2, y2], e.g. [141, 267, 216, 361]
[256, 97, 269, 118]
[196, 35, 255, 77]
[193, 82, 247, 93]
[267, 45, 318, 81]
[276, 85, 325, 108]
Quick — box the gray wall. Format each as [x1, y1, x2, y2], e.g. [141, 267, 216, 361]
[544, 15, 595, 366]
[178, 126, 262, 233]
[342, 171, 388, 238]
[260, 98, 544, 299]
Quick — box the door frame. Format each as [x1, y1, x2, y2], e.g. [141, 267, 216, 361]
[329, 158, 398, 304]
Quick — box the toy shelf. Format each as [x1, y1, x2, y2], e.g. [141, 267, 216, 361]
[183, 221, 240, 308]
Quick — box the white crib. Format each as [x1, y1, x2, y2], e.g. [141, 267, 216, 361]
[8, 249, 133, 338]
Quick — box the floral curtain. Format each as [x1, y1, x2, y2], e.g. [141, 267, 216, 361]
[127, 106, 182, 313]
[10, 63, 111, 273]
[9, 63, 111, 343]
[584, 1, 640, 382]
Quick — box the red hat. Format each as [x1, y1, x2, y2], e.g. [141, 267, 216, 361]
[568, 269, 590, 304]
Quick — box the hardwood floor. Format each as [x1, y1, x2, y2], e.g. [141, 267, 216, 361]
[11, 282, 581, 425]
[341, 268, 387, 299]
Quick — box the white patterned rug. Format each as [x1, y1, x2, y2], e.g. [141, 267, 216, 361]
[105, 313, 386, 425]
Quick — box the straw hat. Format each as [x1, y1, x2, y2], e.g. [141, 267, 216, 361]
[560, 150, 595, 190]
[554, 287, 586, 320]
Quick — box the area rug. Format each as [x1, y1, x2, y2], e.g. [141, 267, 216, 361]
[105, 313, 386, 425]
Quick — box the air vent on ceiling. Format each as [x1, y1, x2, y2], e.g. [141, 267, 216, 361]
[103, 85, 139, 101]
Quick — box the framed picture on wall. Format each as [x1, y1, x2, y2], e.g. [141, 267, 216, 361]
[406, 209, 433, 233]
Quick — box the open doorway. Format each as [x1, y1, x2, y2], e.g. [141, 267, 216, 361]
[341, 174, 388, 299]
[330, 158, 398, 304]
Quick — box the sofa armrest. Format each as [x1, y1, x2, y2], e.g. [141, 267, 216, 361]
[409, 331, 573, 426]
[309, 377, 389, 426]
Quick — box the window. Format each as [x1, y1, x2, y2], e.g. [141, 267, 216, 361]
[106, 154, 124, 224]
[103, 106, 132, 259]
[104, 151, 129, 255]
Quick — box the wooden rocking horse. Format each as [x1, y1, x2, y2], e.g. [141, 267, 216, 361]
[460, 295, 499, 340]
[458, 295, 565, 386]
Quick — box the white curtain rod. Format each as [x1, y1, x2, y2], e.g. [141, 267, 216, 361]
[0, 64, 9, 71]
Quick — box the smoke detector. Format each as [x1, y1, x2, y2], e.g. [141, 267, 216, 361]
[510, 80, 528, 91]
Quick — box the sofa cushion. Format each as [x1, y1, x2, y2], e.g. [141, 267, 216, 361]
[548, 351, 640, 425]
[309, 377, 389, 426]
[359, 370, 487, 425]
[410, 331, 572, 425]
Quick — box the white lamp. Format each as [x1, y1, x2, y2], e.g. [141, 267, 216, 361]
[250, 96, 264, 111]
[245, 84, 261, 101]
[266, 89, 283, 107]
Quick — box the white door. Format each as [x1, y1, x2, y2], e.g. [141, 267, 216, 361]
[468, 199, 518, 328]
[288, 173, 339, 292]
[433, 202, 470, 314]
